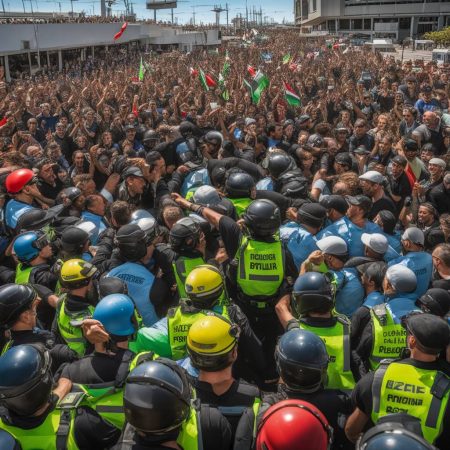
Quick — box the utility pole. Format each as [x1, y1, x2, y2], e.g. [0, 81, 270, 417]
[226, 3, 229, 30]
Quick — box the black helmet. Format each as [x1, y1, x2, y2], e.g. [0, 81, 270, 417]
[136, 125, 147, 142]
[58, 187, 82, 204]
[242, 199, 281, 238]
[203, 131, 223, 147]
[292, 272, 335, 316]
[267, 153, 293, 179]
[53, 216, 82, 238]
[143, 129, 160, 150]
[225, 171, 255, 198]
[169, 217, 201, 252]
[61, 226, 89, 254]
[278, 171, 309, 199]
[356, 414, 436, 450]
[98, 276, 128, 298]
[16, 204, 64, 233]
[123, 358, 191, 434]
[115, 224, 148, 262]
[135, 217, 160, 244]
[276, 329, 329, 393]
[0, 284, 37, 330]
[0, 344, 53, 416]
[179, 121, 198, 138]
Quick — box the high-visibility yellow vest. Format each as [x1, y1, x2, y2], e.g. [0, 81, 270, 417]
[229, 197, 253, 218]
[14, 263, 33, 284]
[173, 256, 205, 299]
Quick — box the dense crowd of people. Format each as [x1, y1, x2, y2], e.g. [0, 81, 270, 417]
[0, 29, 449, 449]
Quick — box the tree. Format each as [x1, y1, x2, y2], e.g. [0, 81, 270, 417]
[424, 27, 450, 47]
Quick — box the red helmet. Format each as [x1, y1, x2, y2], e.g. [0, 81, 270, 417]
[5, 169, 35, 194]
[256, 400, 333, 450]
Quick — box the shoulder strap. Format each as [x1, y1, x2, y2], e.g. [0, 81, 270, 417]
[114, 350, 136, 389]
[426, 371, 450, 429]
[371, 361, 390, 414]
[56, 410, 71, 450]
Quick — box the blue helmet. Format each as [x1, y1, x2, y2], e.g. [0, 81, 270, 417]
[93, 294, 136, 336]
[13, 231, 49, 263]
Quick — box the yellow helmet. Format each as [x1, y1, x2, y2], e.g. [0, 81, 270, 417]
[185, 265, 224, 307]
[60, 259, 98, 289]
[187, 314, 240, 371]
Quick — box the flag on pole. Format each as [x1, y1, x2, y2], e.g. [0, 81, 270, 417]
[218, 73, 229, 101]
[283, 82, 301, 107]
[199, 69, 209, 91]
[205, 74, 217, 88]
[282, 53, 291, 65]
[247, 65, 256, 78]
[113, 22, 128, 40]
[138, 58, 145, 82]
[244, 70, 269, 104]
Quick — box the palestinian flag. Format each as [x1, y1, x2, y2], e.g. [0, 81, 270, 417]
[283, 82, 301, 107]
[247, 65, 256, 78]
[282, 53, 291, 65]
[138, 57, 145, 82]
[199, 69, 209, 91]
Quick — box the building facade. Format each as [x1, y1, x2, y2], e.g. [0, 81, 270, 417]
[295, 0, 450, 41]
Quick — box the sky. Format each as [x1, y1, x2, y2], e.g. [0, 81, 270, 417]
[4, 0, 295, 25]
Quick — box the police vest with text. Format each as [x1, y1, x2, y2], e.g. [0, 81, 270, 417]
[167, 304, 230, 361]
[371, 361, 450, 444]
[173, 255, 205, 299]
[229, 198, 253, 219]
[299, 316, 356, 391]
[235, 236, 284, 303]
[369, 303, 407, 370]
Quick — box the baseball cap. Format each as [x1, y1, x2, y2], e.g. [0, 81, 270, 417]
[122, 166, 144, 179]
[297, 114, 311, 124]
[124, 124, 136, 131]
[245, 118, 256, 126]
[345, 195, 373, 213]
[296, 203, 327, 228]
[361, 233, 389, 254]
[354, 145, 369, 155]
[392, 155, 407, 167]
[416, 288, 450, 317]
[316, 236, 348, 256]
[319, 195, 349, 215]
[334, 152, 353, 167]
[404, 139, 418, 152]
[405, 313, 450, 354]
[428, 158, 446, 169]
[359, 171, 385, 185]
[385, 264, 417, 293]
[401, 227, 425, 246]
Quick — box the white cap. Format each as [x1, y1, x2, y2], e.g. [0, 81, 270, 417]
[316, 236, 348, 255]
[428, 158, 446, 169]
[401, 227, 425, 246]
[386, 264, 417, 293]
[359, 170, 385, 185]
[361, 233, 389, 254]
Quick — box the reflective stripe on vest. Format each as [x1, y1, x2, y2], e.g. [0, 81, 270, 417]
[371, 361, 450, 443]
[0, 402, 79, 449]
[369, 304, 406, 370]
[173, 256, 205, 299]
[15, 263, 33, 284]
[57, 300, 93, 357]
[107, 262, 157, 327]
[1, 340, 12, 356]
[168, 306, 230, 361]
[176, 403, 202, 450]
[236, 237, 284, 298]
[299, 317, 355, 390]
[229, 197, 253, 218]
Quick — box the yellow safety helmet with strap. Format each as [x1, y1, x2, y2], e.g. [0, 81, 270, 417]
[185, 264, 224, 308]
[187, 314, 240, 371]
[60, 259, 98, 289]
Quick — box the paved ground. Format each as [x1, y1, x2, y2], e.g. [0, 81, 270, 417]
[382, 46, 433, 62]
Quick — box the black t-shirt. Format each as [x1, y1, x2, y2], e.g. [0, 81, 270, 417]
[389, 172, 412, 211]
[352, 358, 450, 449]
[368, 195, 397, 221]
[37, 177, 64, 200]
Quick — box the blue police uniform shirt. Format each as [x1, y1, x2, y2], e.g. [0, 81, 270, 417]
[267, 137, 280, 148]
[385, 296, 420, 323]
[81, 211, 107, 245]
[256, 177, 274, 191]
[385, 231, 402, 254]
[384, 245, 400, 263]
[280, 222, 318, 270]
[317, 216, 382, 257]
[5, 200, 35, 230]
[388, 252, 433, 298]
[362, 291, 385, 308]
[332, 267, 365, 317]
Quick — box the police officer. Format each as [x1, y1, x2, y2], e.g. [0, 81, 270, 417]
[4, 168, 41, 231]
[136, 265, 265, 380]
[254, 399, 333, 450]
[234, 328, 352, 450]
[55, 259, 99, 356]
[355, 264, 419, 371]
[278, 272, 359, 391]
[171, 194, 297, 385]
[201, 130, 224, 159]
[0, 284, 75, 371]
[59, 226, 91, 262]
[106, 224, 169, 326]
[389, 227, 433, 298]
[346, 314, 450, 448]
[224, 171, 256, 218]
[110, 359, 232, 450]
[279, 203, 327, 270]
[256, 152, 292, 192]
[0, 344, 120, 449]
[186, 315, 260, 435]
[58, 293, 156, 430]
